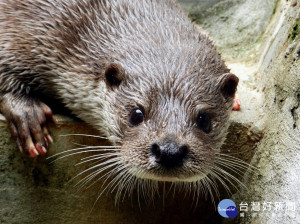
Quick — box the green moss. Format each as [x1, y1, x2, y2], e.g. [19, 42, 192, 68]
[290, 18, 300, 42]
[272, 0, 279, 16]
[188, 12, 202, 24]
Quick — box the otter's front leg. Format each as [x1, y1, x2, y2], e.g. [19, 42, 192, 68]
[0, 93, 54, 157]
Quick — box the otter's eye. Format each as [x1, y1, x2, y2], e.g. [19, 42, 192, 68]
[129, 108, 144, 126]
[197, 113, 211, 133]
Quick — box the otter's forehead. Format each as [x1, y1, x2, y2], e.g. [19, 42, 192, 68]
[124, 67, 217, 103]
[117, 71, 216, 122]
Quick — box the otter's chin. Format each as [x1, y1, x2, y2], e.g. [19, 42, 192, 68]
[131, 170, 208, 183]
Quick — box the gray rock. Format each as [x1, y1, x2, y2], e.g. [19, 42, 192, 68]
[178, 0, 278, 60]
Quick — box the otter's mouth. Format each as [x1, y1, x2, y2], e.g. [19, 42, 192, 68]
[127, 168, 208, 183]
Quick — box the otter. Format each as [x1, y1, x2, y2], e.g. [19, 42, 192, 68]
[0, 0, 239, 183]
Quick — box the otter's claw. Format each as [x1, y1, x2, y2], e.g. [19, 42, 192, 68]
[0, 94, 55, 157]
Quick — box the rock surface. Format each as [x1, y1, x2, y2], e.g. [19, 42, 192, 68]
[178, 0, 278, 61]
[228, 0, 300, 223]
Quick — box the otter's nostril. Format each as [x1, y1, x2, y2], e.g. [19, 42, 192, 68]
[178, 145, 189, 158]
[151, 143, 161, 160]
[150, 142, 189, 169]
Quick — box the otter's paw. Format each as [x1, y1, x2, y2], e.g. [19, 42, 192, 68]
[1, 95, 55, 157]
[232, 96, 240, 111]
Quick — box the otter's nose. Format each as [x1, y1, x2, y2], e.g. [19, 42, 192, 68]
[150, 141, 189, 169]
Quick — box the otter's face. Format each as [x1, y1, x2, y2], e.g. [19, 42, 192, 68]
[103, 63, 238, 182]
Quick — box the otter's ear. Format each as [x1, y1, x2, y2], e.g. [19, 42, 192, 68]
[218, 73, 239, 98]
[104, 63, 124, 88]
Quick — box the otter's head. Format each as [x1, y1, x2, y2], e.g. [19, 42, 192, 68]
[101, 60, 238, 183]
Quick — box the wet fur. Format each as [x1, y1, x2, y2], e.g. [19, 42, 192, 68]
[0, 0, 237, 181]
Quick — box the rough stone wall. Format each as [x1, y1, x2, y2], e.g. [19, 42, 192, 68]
[229, 0, 300, 223]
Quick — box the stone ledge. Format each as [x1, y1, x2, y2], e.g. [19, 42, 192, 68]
[0, 86, 263, 223]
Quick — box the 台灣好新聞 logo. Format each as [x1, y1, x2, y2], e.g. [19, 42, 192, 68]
[218, 199, 238, 218]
